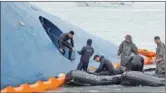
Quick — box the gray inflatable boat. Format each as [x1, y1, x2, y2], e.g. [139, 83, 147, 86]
[66, 70, 121, 86]
[66, 70, 165, 87]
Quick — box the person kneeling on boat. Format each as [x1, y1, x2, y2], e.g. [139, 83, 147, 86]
[93, 55, 124, 75]
[58, 31, 74, 60]
[125, 55, 144, 72]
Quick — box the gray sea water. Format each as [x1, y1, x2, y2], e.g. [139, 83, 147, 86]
[31, 2, 165, 51]
[47, 85, 165, 93]
[31, 2, 165, 93]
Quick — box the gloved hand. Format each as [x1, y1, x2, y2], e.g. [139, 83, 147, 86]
[60, 48, 64, 53]
[120, 66, 127, 72]
[77, 51, 81, 55]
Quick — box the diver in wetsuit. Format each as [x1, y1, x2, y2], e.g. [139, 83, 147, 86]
[77, 39, 94, 71]
[93, 55, 125, 75]
[125, 55, 144, 72]
[58, 31, 74, 60]
[93, 55, 114, 75]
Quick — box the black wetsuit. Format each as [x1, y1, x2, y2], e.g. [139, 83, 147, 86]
[58, 33, 74, 59]
[77, 39, 94, 71]
[95, 56, 114, 75]
[125, 55, 144, 71]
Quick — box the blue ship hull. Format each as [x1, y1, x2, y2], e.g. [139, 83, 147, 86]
[1, 2, 118, 89]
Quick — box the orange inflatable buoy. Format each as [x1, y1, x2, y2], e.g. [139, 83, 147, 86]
[144, 57, 153, 65]
[138, 49, 156, 57]
[1, 86, 16, 92]
[89, 66, 96, 71]
[29, 80, 48, 92]
[1, 76, 66, 93]
[45, 77, 61, 90]
[113, 63, 120, 69]
[14, 83, 32, 92]
[57, 76, 66, 86]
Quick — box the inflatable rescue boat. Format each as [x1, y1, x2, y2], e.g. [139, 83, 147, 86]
[66, 70, 165, 87]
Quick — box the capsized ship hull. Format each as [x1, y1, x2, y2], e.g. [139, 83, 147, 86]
[1, 2, 118, 89]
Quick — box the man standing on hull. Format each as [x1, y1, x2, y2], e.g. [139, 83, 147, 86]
[77, 39, 94, 71]
[117, 35, 139, 67]
[154, 36, 165, 77]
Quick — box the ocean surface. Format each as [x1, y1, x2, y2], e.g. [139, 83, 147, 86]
[31, 2, 165, 92]
[31, 2, 165, 51]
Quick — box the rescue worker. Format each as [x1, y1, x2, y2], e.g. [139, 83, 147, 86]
[154, 36, 165, 76]
[117, 35, 139, 67]
[125, 55, 144, 72]
[58, 31, 74, 60]
[77, 39, 94, 71]
[93, 55, 114, 75]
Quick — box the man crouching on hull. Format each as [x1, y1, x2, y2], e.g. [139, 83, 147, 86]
[77, 39, 94, 71]
[58, 31, 74, 60]
[154, 36, 165, 77]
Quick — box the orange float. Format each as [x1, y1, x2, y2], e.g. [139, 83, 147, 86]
[57, 76, 66, 86]
[144, 57, 153, 65]
[1, 86, 16, 92]
[46, 77, 61, 90]
[89, 66, 97, 71]
[30, 80, 49, 92]
[138, 48, 156, 65]
[1, 76, 66, 93]
[113, 63, 120, 69]
[138, 49, 156, 57]
[14, 83, 32, 92]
